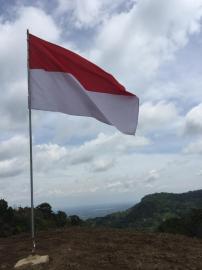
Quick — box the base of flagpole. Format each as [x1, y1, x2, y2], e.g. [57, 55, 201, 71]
[31, 238, 36, 254]
[14, 255, 49, 269]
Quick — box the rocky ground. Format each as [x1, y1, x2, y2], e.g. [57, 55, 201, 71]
[1, 227, 202, 269]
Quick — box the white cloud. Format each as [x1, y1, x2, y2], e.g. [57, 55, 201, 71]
[0, 158, 27, 178]
[145, 169, 160, 183]
[197, 170, 202, 176]
[0, 131, 149, 182]
[139, 101, 181, 132]
[55, 0, 128, 28]
[33, 132, 149, 174]
[0, 135, 29, 178]
[1, 1, 202, 207]
[107, 181, 122, 189]
[0, 6, 60, 83]
[69, 133, 150, 164]
[183, 139, 202, 154]
[184, 103, 202, 135]
[56, 0, 103, 27]
[89, 0, 202, 89]
[0, 135, 28, 161]
[0, 6, 62, 136]
[91, 157, 115, 172]
[34, 143, 67, 173]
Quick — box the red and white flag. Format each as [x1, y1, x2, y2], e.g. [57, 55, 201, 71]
[28, 34, 139, 135]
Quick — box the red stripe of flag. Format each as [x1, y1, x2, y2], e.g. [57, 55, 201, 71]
[29, 34, 134, 96]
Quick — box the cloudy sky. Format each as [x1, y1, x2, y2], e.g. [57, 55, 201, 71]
[0, 0, 202, 208]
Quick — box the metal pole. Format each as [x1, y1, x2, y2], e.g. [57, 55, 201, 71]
[27, 29, 36, 253]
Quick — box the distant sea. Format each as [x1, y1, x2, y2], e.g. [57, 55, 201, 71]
[61, 202, 134, 220]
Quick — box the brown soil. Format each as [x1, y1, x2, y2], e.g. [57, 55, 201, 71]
[0, 227, 202, 270]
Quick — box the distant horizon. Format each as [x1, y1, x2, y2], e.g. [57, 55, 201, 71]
[60, 201, 135, 219]
[3, 187, 202, 221]
[5, 187, 202, 211]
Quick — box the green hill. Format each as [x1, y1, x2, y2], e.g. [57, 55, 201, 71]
[1, 189, 202, 238]
[87, 189, 202, 231]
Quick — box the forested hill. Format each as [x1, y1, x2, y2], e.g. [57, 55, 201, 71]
[87, 189, 202, 231]
[1, 189, 202, 238]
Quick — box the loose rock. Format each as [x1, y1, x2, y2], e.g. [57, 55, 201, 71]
[14, 255, 49, 269]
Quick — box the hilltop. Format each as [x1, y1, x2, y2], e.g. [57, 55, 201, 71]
[1, 190, 202, 269]
[87, 189, 202, 232]
[1, 227, 202, 270]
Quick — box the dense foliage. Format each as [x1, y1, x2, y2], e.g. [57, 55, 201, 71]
[0, 199, 83, 237]
[158, 208, 202, 237]
[1, 189, 202, 238]
[87, 189, 202, 237]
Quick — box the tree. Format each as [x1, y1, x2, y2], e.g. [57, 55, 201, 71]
[0, 199, 8, 215]
[36, 203, 53, 218]
[70, 215, 83, 226]
[56, 211, 67, 227]
[158, 208, 202, 238]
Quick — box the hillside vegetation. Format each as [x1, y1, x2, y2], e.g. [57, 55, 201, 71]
[1, 189, 202, 239]
[0, 200, 82, 237]
[87, 189, 202, 236]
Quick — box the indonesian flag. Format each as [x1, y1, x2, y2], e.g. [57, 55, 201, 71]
[28, 33, 139, 135]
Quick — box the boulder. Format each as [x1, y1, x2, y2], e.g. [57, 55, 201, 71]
[14, 255, 49, 269]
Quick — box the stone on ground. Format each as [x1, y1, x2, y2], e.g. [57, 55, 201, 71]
[14, 255, 49, 269]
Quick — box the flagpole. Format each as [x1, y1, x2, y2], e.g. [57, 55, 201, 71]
[27, 29, 36, 253]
